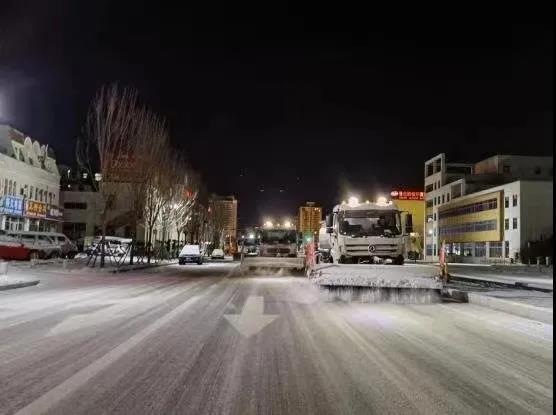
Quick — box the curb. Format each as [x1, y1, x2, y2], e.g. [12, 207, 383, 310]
[449, 273, 553, 293]
[467, 292, 553, 324]
[108, 261, 178, 273]
[0, 280, 40, 291]
[443, 288, 553, 324]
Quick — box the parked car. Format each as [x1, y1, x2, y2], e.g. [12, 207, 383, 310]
[5, 231, 62, 259]
[211, 248, 225, 259]
[47, 233, 78, 258]
[179, 244, 204, 265]
[0, 231, 31, 260]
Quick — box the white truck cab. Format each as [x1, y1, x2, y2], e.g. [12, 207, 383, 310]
[323, 197, 412, 265]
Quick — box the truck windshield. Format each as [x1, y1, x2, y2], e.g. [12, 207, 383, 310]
[339, 210, 401, 237]
[242, 238, 257, 246]
[260, 230, 297, 244]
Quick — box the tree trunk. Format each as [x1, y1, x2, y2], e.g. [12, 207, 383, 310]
[129, 220, 136, 265]
[100, 224, 106, 268]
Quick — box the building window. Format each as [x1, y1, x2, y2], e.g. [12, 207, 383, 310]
[463, 243, 473, 257]
[513, 217, 518, 229]
[439, 219, 497, 236]
[441, 194, 445, 204]
[512, 194, 518, 207]
[4, 216, 24, 231]
[503, 165, 511, 173]
[433, 213, 437, 221]
[504, 241, 509, 258]
[426, 244, 433, 256]
[475, 242, 486, 257]
[426, 200, 433, 208]
[504, 218, 509, 230]
[433, 244, 437, 256]
[433, 227, 436, 236]
[438, 198, 498, 220]
[425, 184, 434, 193]
[489, 242, 503, 258]
[446, 194, 450, 202]
[504, 196, 509, 208]
[63, 202, 87, 210]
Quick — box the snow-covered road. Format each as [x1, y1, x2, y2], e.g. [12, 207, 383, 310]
[0, 263, 552, 414]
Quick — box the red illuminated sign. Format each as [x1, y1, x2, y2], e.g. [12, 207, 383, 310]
[390, 190, 424, 200]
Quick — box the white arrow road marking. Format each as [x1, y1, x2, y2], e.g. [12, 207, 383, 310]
[46, 301, 141, 337]
[224, 296, 279, 338]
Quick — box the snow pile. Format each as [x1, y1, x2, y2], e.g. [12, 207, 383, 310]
[309, 264, 442, 289]
[318, 286, 441, 304]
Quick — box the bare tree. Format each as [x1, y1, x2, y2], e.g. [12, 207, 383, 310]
[76, 84, 145, 267]
[144, 138, 173, 262]
[124, 110, 167, 264]
[171, 168, 201, 248]
[208, 199, 228, 251]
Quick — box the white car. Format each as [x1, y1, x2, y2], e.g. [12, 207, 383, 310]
[179, 244, 204, 265]
[211, 248, 225, 259]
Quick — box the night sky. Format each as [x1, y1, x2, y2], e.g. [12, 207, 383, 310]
[0, 1, 553, 227]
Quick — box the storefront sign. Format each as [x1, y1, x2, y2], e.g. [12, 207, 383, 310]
[390, 190, 424, 200]
[47, 205, 63, 220]
[25, 200, 47, 218]
[0, 196, 24, 216]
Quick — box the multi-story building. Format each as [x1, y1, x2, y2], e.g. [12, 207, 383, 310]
[59, 166, 150, 244]
[0, 125, 62, 232]
[424, 153, 553, 263]
[298, 201, 322, 242]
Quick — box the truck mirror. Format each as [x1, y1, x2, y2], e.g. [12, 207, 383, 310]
[326, 227, 334, 234]
[325, 214, 333, 228]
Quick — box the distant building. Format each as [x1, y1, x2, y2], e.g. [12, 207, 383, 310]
[0, 125, 62, 232]
[424, 153, 553, 263]
[298, 202, 322, 242]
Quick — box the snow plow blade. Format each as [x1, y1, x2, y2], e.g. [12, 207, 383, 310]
[240, 256, 306, 272]
[308, 263, 443, 303]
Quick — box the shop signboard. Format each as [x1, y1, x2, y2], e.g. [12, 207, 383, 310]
[0, 195, 24, 216]
[47, 205, 63, 220]
[390, 190, 424, 201]
[25, 200, 47, 218]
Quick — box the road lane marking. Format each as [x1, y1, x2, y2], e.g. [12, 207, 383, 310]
[14, 294, 202, 415]
[224, 296, 278, 338]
